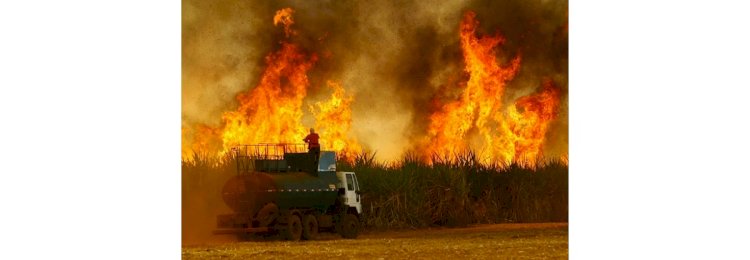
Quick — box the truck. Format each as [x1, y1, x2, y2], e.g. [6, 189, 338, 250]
[213, 143, 362, 241]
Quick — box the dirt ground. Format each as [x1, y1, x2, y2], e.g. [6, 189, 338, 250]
[182, 223, 568, 259]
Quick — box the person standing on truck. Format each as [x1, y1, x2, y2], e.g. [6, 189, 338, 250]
[303, 128, 321, 167]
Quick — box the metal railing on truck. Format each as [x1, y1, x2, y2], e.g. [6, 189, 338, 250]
[232, 143, 308, 174]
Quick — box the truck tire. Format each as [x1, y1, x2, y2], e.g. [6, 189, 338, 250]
[302, 214, 319, 240]
[339, 214, 359, 239]
[282, 215, 303, 241]
[256, 203, 279, 227]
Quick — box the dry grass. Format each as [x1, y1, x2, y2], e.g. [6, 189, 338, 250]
[182, 223, 568, 259]
[340, 152, 568, 228]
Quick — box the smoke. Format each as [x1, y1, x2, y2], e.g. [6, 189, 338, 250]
[182, 162, 236, 245]
[182, 0, 568, 161]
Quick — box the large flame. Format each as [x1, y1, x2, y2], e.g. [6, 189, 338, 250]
[218, 41, 316, 152]
[420, 11, 521, 162]
[310, 81, 362, 160]
[218, 8, 315, 154]
[419, 11, 561, 167]
[182, 8, 359, 160]
[504, 79, 562, 166]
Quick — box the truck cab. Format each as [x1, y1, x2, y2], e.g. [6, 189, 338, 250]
[336, 171, 362, 215]
[316, 151, 362, 215]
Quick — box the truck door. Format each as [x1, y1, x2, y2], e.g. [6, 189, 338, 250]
[344, 173, 362, 214]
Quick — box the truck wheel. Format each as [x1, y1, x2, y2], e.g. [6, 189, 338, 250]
[256, 203, 279, 227]
[302, 214, 319, 240]
[339, 214, 359, 239]
[282, 215, 302, 241]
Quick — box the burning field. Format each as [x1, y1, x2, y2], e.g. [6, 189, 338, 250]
[182, 0, 568, 165]
[182, 0, 568, 248]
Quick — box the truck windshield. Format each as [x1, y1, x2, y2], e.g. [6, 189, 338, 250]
[318, 151, 336, 172]
[346, 174, 354, 191]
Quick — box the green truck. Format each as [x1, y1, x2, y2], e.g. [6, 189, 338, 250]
[214, 143, 362, 241]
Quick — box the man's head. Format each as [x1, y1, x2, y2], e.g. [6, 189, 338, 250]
[310, 128, 315, 134]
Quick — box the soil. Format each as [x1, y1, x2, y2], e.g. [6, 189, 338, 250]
[182, 223, 568, 259]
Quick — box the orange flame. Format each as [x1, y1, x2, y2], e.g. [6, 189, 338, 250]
[419, 11, 561, 167]
[181, 124, 222, 161]
[183, 8, 360, 160]
[183, 9, 564, 167]
[217, 8, 315, 153]
[273, 7, 296, 38]
[505, 80, 562, 166]
[310, 81, 362, 160]
[421, 10, 521, 162]
[218, 39, 316, 153]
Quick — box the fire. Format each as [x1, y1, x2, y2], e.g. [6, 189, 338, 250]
[182, 8, 360, 159]
[310, 81, 362, 160]
[420, 10, 521, 162]
[504, 80, 562, 166]
[419, 11, 561, 167]
[218, 8, 315, 154]
[273, 7, 296, 38]
[218, 41, 314, 153]
[182, 124, 222, 161]
[182, 8, 564, 168]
